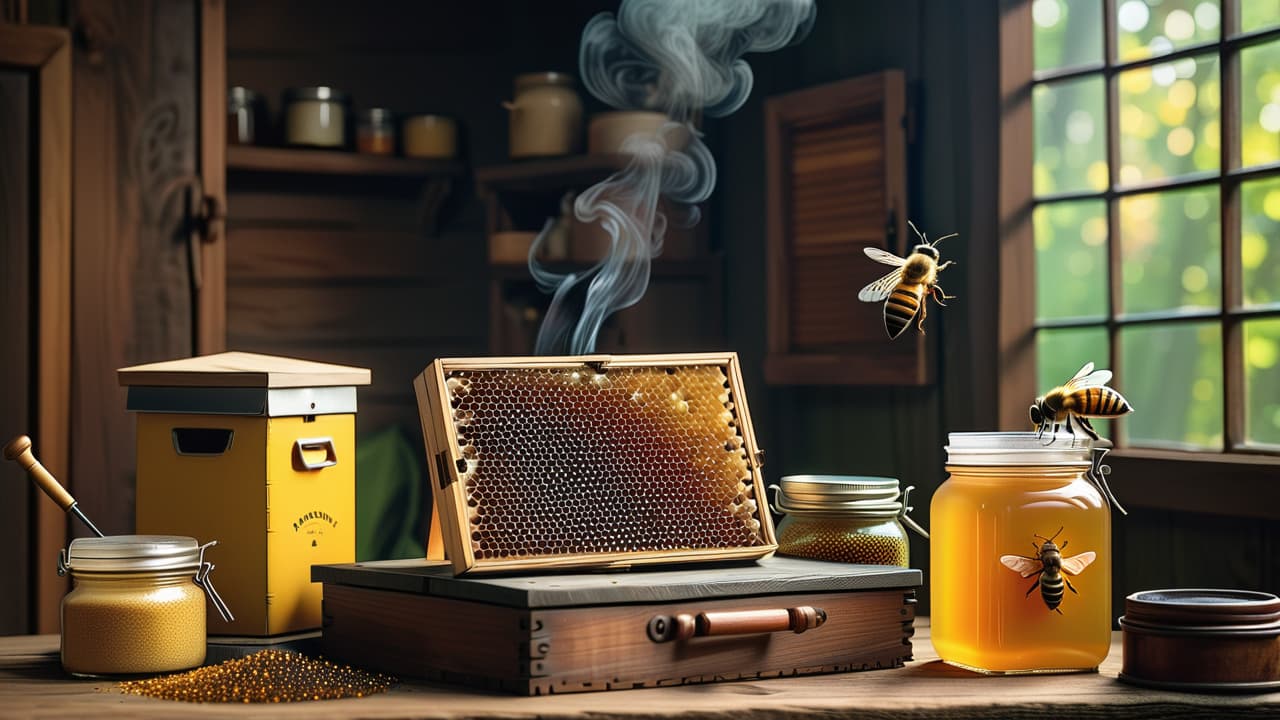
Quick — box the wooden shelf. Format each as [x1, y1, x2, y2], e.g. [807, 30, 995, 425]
[475, 154, 628, 195]
[227, 145, 462, 179]
[489, 257, 720, 281]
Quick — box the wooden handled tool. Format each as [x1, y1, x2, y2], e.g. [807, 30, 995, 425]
[4, 435, 104, 537]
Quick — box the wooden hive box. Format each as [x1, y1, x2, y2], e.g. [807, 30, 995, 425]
[313, 556, 919, 695]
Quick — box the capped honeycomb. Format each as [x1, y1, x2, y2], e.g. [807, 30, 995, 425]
[443, 363, 767, 563]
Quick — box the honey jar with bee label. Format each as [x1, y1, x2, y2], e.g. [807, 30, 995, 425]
[931, 432, 1112, 673]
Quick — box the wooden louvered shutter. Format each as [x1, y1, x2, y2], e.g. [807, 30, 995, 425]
[764, 70, 929, 385]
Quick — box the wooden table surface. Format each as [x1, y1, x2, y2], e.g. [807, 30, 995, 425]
[2, 619, 1277, 719]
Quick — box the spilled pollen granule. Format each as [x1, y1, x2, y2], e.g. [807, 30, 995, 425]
[117, 649, 396, 703]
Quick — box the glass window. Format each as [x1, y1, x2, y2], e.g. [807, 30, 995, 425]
[1031, 0, 1280, 454]
[1118, 186, 1220, 315]
[1034, 0, 1105, 71]
[1035, 77, 1108, 194]
[1120, 322, 1223, 448]
[1116, 0, 1220, 62]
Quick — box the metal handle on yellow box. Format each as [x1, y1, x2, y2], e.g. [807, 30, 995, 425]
[646, 606, 827, 643]
[293, 437, 338, 471]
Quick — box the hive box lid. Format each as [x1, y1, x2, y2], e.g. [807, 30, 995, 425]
[119, 351, 371, 389]
[312, 556, 921, 609]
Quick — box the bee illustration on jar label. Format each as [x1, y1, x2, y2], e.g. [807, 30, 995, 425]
[858, 221, 957, 339]
[1030, 362, 1134, 443]
[1000, 527, 1096, 614]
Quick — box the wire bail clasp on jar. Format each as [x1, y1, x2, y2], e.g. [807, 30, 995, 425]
[898, 485, 930, 540]
[196, 540, 234, 622]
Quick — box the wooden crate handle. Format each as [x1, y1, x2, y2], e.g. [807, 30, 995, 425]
[647, 606, 827, 643]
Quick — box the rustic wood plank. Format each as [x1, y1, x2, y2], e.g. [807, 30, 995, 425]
[5, 619, 1280, 715]
[227, 190, 429, 227]
[197, 0, 226, 355]
[0, 21, 76, 636]
[0, 68, 33, 636]
[69, 0, 200, 553]
[227, 145, 462, 179]
[313, 556, 919, 607]
[227, 228, 438, 281]
[226, 285, 485, 344]
[117, 351, 371, 388]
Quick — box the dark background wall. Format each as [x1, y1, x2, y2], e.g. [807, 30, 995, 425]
[3, 0, 1276, 634]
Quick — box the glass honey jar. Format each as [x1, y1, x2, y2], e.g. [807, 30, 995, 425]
[771, 476, 929, 567]
[931, 432, 1111, 674]
[59, 535, 232, 676]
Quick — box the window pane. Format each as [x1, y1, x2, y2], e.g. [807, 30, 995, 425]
[1245, 317, 1280, 447]
[1241, 40, 1280, 169]
[1035, 76, 1107, 195]
[1034, 0, 1104, 72]
[1119, 186, 1220, 315]
[1117, 0, 1220, 62]
[1035, 200, 1109, 321]
[1037, 326, 1112, 439]
[1242, 176, 1280, 307]
[1118, 54, 1220, 184]
[1120, 321, 1223, 449]
[1239, 0, 1280, 34]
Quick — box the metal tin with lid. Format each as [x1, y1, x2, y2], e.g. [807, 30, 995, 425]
[1120, 589, 1280, 692]
[283, 86, 350, 148]
[58, 535, 232, 676]
[770, 475, 927, 567]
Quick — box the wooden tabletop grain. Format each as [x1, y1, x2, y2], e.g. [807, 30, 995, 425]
[1, 620, 1277, 719]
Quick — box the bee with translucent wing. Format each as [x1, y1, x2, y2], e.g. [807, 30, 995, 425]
[1030, 362, 1134, 443]
[1000, 527, 1097, 614]
[858, 221, 957, 339]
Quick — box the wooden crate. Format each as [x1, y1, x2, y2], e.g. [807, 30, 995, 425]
[314, 556, 920, 695]
[414, 353, 775, 575]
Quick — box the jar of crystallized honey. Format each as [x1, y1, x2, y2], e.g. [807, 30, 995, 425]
[931, 432, 1111, 674]
[59, 535, 232, 676]
[771, 476, 929, 567]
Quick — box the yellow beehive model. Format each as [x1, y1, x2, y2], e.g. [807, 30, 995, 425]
[119, 352, 370, 636]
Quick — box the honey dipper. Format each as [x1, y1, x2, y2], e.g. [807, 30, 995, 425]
[4, 435, 104, 537]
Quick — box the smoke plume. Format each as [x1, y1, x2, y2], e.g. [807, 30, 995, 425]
[530, 0, 816, 355]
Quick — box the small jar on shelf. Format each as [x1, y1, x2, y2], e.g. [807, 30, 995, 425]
[356, 108, 395, 155]
[283, 86, 349, 148]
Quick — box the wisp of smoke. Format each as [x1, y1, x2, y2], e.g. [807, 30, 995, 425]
[530, 0, 815, 356]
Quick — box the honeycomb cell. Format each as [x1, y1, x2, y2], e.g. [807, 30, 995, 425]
[440, 364, 766, 561]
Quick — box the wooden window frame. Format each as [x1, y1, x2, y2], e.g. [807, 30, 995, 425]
[999, 0, 1280, 520]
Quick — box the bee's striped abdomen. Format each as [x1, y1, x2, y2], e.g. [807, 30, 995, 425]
[1040, 573, 1065, 610]
[1072, 387, 1133, 417]
[884, 285, 922, 339]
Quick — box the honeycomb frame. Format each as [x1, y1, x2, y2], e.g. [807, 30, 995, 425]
[414, 353, 776, 575]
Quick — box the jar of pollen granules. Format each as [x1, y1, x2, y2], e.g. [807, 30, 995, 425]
[59, 535, 229, 676]
[771, 476, 929, 567]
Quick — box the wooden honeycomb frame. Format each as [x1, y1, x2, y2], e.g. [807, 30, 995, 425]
[414, 353, 776, 575]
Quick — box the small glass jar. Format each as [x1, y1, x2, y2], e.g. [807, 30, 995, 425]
[283, 86, 349, 148]
[771, 476, 928, 567]
[503, 71, 582, 158]
[402, 114, 457, 158]
[356, 108, 395, 155]
[931, 432, 1112, 674]
[59, 535, 222, 676]
[227, 87, 266, 145]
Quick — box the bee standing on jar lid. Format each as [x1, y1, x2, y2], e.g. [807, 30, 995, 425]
[1031, 361, 1134, 443]
[858, 221, 957, 339]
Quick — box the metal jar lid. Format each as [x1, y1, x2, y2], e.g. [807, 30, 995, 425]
[227, 86, 260, 106]
[945, 431, 1094, 466]
[284, 86, 349, 104]
[63, 535, 201, 573]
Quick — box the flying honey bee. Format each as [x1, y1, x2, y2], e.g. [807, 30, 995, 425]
[858, 221, 957, 339]
[1000, 527, 1096, 614]
[1030, 362, 1134, 442]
